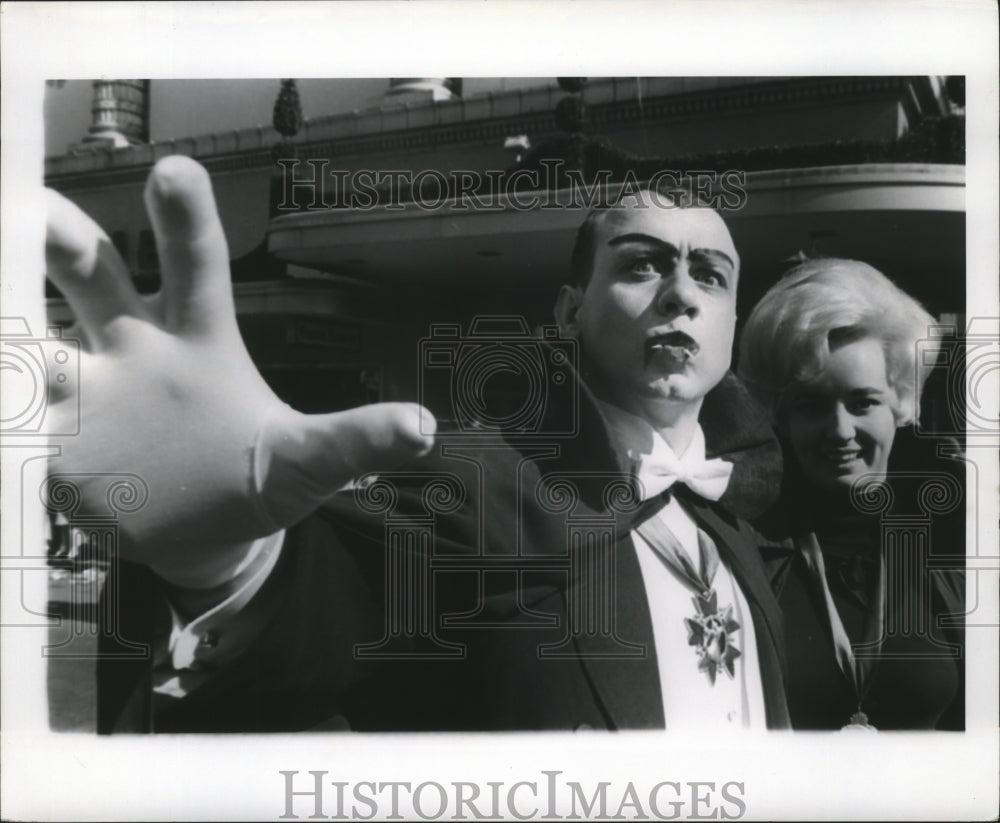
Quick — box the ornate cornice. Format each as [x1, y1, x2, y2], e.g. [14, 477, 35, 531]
[46, 76, 939, 192]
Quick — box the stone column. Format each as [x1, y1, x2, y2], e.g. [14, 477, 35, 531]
[79, 80, 150, 149]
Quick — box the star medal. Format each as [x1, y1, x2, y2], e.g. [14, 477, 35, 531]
[684, 590, 741, 684]
[840, 711, 877, 732]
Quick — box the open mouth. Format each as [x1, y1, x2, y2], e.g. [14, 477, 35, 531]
[646, 330, 699, 361]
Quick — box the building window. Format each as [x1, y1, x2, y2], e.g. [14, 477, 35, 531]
[110, 230, 130, 268]
[137, 229, 158, 277]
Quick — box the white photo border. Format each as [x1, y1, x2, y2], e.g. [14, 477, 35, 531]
[2, 2, 998, 821]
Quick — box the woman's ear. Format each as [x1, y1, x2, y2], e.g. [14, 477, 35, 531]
[891, 388, 912, 428]
[554, 284, 584, 338]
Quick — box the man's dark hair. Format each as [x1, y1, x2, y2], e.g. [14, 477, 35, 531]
[568, 206, 607, 287]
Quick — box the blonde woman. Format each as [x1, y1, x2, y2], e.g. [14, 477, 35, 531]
[739, 259, 964, 731]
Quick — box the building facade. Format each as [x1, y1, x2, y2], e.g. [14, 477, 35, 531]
[45, 76, 965, 422]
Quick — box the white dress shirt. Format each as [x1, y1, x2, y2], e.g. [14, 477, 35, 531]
[595, 400, 767, 730]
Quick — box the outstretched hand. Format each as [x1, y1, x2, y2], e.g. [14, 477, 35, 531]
[45, 156, 435, 588]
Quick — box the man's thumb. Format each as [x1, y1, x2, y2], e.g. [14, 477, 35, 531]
[253, 402, 437, 530]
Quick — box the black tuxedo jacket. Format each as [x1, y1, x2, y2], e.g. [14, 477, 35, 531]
[97, 373, 791, 733]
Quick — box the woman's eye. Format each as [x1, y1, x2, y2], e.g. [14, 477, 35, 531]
[848, 397, 880, 413]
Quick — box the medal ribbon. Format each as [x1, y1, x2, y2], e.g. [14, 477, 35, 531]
[798, 532, 885, 717]
[635, 517, 720, 595]
[635, 514, 742, 684]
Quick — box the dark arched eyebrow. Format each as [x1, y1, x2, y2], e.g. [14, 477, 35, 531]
[607, 233, 735, 271]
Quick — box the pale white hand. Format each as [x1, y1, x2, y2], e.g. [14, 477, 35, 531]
[45, 156, 435, 589]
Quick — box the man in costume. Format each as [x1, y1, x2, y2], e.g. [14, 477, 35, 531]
[44, 156, 789, 732]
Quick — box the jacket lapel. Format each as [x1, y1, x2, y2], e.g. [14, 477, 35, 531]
[565, 534, 665, 729]
[676, 489, 791, 728]
[678, 491, 785, 653]
[526, 379, 664, 728]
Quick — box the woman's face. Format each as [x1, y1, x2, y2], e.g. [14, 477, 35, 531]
[782, 336, 899, 493]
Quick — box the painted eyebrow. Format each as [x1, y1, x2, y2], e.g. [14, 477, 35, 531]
[606, 233, 735, 270]
[690, 248, 736, 270]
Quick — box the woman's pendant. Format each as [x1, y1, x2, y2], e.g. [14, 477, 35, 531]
[840, 710, 877, 732]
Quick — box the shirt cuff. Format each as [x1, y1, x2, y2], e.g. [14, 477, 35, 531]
[164, 530, 286, 672]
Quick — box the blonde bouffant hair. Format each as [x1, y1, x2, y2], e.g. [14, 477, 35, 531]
[738, 258, 938, 427]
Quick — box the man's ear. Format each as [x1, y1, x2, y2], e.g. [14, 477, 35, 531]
[554, 284, 584, 338]
[773, 397, 790, 437]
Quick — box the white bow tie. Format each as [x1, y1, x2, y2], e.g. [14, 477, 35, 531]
[633, 430, 733, 503]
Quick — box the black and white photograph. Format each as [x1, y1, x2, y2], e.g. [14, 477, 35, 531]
[2, 2, 998, 821]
